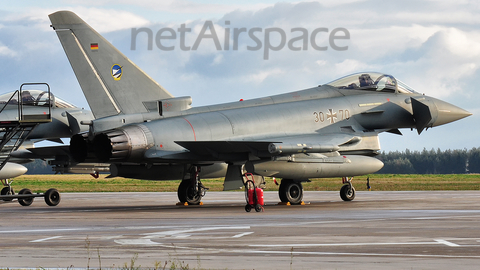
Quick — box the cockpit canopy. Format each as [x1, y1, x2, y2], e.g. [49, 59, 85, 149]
[327, 72, 418, 94]
[0, 90, 76, 108]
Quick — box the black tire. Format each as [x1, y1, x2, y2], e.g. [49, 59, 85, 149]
[279, 180, 303, 204]
[278, 179, 290, 202]
[18, 188, 34, 206]
[1, 187, 14, 201]
[44, 188, 61, 206]
[255, 204, 263, 212]
[285, 181, 303, 204]
[340, 184, 355, 201]
[245, 205, 252, 212]
[177, 181, 202, 205]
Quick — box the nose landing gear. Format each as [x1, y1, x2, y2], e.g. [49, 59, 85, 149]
[340, 177, 355, 201]
[177, 166, 208, 205]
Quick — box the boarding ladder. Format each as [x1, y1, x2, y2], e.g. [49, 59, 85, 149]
[0, 83, 52, 174]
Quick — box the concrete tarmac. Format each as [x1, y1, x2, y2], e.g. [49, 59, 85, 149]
[1, 190, 480, 269]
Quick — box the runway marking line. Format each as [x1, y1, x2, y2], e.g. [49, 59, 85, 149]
[114, 239, 162, 246]
[251, 239, 462, 248]
[30, 236, 63, 243]
[141, 226, 251, 238]
[250, 242, 439, 247]
[435, 239, 461, 247]
[0, 228, 82, 234]
[232, 232, 254, 238]
[247, 250, 480, 259]
[114, 242, 480, 259]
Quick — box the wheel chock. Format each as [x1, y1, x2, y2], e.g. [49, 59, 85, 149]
[175, 202, 204, 206]
[277, 202, 291, 205]
[277, 201, 309, 206]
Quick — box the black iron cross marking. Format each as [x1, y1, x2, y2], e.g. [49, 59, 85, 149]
[326, 109, 337, 124]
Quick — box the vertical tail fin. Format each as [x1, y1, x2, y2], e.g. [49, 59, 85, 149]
[49, 11, 174, 119]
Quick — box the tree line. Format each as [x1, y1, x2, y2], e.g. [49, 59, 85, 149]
[24, 159, 52, 174]
[377, 148, 480, 174]
[23, 147, 480, 175]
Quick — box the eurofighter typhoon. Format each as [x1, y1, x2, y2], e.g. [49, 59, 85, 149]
[35, 11, 471, 205]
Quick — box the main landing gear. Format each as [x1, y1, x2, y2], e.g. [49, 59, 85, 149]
[278, 179, 305, 205]
[1, 179, 61, 206]
[177, 166, 208, 205]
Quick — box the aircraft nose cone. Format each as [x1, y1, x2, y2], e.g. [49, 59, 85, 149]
[0, 163, 28, 179]
[433, 99, 472, 127]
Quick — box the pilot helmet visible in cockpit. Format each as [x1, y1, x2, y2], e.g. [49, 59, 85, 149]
[21, 90, 35, 105]
[359, 74, 374, 87]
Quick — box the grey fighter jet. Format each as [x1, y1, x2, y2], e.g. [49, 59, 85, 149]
[39, 11, 470, 205]
[0, 84, 93, 199]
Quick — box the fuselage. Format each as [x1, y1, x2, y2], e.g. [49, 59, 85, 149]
[0, 104, 92, 140]
[68, 72, 471, 180]
[90, 84, 440, 162]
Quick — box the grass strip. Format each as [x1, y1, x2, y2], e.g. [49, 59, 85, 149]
[9, 174, 480, 193]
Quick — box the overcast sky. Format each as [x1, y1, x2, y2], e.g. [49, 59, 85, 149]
[0, 0, 479, 152]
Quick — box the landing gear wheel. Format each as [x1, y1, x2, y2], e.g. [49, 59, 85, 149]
[1, 187, 14, 201]
[279, 180, 289, 203]
[340, 184, 355, 201]
[279, 180, 303, 204]
[177, 180, 202, 205]
[18, 188, 34, 206]
[44, 188, 61, 206]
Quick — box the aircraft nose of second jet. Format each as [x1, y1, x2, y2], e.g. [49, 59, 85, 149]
[432, 98, 472, 127]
